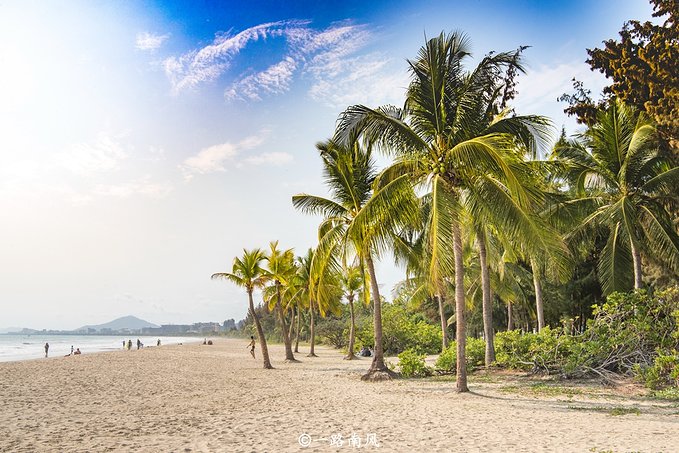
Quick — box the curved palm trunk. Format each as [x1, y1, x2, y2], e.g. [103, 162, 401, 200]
[630, 239, 643, 290]
[530, 259, 545, 332]
[276, 284, 297, 362]
[248, 290, 273, 369]
[362, 252, 397, 381]
[477, 231, 495, 366]
[344, 296, 357, 360]
[294, 304, 301, 353]
[437, 294, 449, 350]
[288, 307, 296, 341]
[308, 298, 317, 357]
[452, 221, 469, 392]
[507, 301, 514, 331]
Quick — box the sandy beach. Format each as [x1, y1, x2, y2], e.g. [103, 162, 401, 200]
[0, 339, 676, 452]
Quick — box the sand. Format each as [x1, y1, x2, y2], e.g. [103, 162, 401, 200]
[0, 339, 676, 452]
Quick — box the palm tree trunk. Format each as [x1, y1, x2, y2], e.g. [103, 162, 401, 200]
[531, 259, 545, 332]
[345, 296, 357, 360]
[276, 284, 297, 362]
[362, 252, 396, 381]
[294, 304, 301, 353]
[437, 294, 449, 350]
[248, 290, 273, 369]
[308, 298, 317, 357]
[288, 306, 296, 341]
[477, 230, 495, 366]
[630, 239, 643, 289]
[452, 220, 469, 392]
[507, 301, 513, 331]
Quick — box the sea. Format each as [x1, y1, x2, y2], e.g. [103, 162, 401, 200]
[0, 334, 200, 363]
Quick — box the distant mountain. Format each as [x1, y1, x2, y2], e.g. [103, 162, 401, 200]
[78, 315, 159, 332]
[0, 327, 24, 334]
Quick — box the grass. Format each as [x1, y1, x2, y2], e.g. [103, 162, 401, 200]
[650, 387, 679, 401]
[568, 405, 641, 416]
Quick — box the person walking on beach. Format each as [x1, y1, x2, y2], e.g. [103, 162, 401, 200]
[157, 339, 161, 346]
[247, 336, 256, 359]
[44, 342, 49, 358]
[71, 345, 74, 355]
[127, 339, 132, 350]
[136, 339, 141, 350]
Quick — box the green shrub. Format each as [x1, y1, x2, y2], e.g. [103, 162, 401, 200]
[397, 349, 432, 377]
[466, 337, 486, 368]
[355, 303, 442, 355]
[434, 338, 487, 371]
[634, 350, 679, 389]
[435, 343, 456, 371]
[495, 330, 535, 370]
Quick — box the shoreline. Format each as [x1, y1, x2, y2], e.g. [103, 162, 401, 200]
[0, 339, 676, 452]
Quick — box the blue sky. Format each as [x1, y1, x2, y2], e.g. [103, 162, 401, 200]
[0, 0, 654, 329]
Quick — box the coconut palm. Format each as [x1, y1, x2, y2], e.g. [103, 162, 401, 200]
[293, 138, 418, 380]
[339, 264, 364, 359]
[553, 100, 679, 294]
[335, 31, 552, 391]
[211, 248, 273, 369]
[264, 241, 299, 362]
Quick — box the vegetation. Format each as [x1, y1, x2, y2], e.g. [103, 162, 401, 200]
[213, 1, 677, 396]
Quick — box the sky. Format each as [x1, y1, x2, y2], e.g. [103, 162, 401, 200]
[0, 0, 655, 330]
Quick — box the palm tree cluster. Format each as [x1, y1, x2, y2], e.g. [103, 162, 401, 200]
[213, 31, 678, 392]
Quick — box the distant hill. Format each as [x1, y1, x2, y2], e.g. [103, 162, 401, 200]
[0, 327, 23, 334]
[78, 315, 159, 332]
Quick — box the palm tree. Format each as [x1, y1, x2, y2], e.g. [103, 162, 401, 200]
[264, 241, 299, 362]
[340, 264, 364, 359]
[211, 249, 273, 369]
[293, 139, 418, 380]
[553, 100, 679, 294]
[336, 31, 551, 391]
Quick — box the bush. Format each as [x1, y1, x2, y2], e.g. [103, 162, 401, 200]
[434, 338, 487, 371]
[435, 344, 456, 371]
[492, 288, 679, 384]
[634, 350, 679, 389]
[315, 318, 348, 349]
[356, 303, 442, 355]
[397, 349, 432, 377]
[466, 337, 486, 368]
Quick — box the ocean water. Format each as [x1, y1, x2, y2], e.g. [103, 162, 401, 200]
[0, 334, 200, 363]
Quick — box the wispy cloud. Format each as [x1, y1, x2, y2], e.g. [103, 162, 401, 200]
[308, 54, 408, 108]
[225, 57, 297, 101]
[136, 32, 170, 51]
[243, 151, 293, 166]
[60, 134, 128, 176]
[180, 133, 267, 180]
[513, 61, 609, 116]
[94, 176, 172, 199]
[162, 20, 391, 104]
[163, 21, 304, 93]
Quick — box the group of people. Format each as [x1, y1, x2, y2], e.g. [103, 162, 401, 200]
[43, 342, 81, 358]
[359, 346, 373, 357]
[123, 339, 162, 350]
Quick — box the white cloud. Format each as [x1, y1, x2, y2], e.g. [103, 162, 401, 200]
[94, 176, 172, 199]
[60, 134, 128, 176]
[181, 133, 267, 179]
[243, 152, 293, 166]
[136, 32, 170, 51]
[513, 61, 609, 116]
[163, 21, 305, 93]
[225, 57, 297, 100]
[162, 20, 393, 105]
[308, 53, 408, 108]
